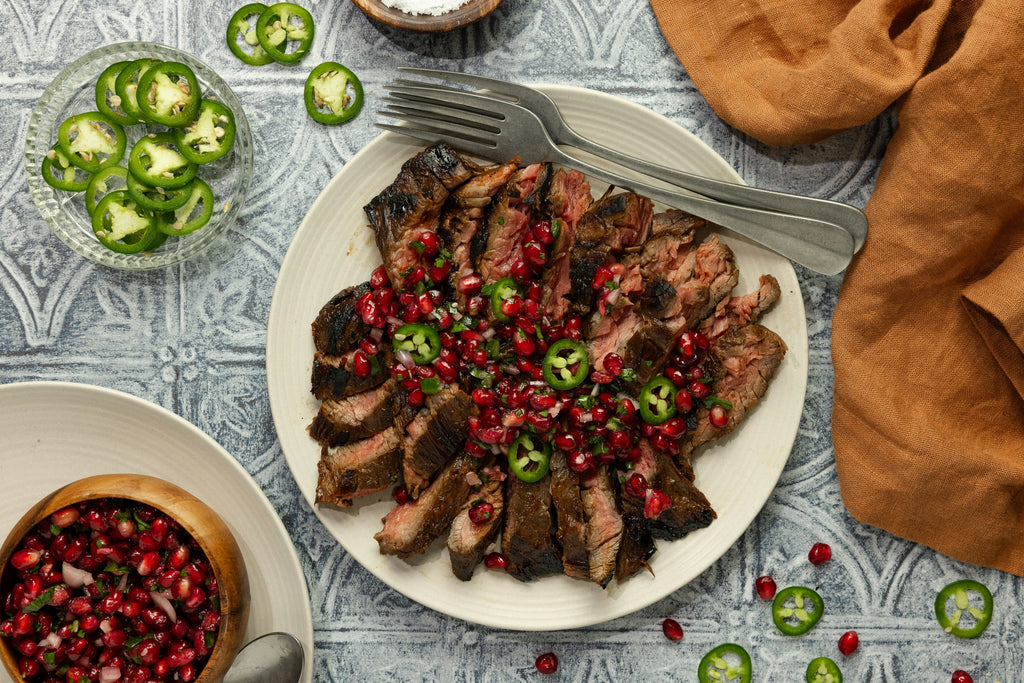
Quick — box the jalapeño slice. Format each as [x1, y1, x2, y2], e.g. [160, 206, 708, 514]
[806, 657, 843, 683]
[542, 339, 589, 390]
[772, 586, 825, 636]
[90, 190, 161, 254]
[227, 3, 275, 65]
[94, 60, 137, 126]
[304, 61, 364, 125]
[935, 579, 993, 638]
[126, 173, 194, 213]
[85, 165, 129, 215]
[114, 58, 159, 122]
[41, 144, 92, 192]
[56, 112, 126, 173]
[255, 3, 314, 64]
[392, 323, 442, 364]
[136, 61, 202, 128]
[489, 277, 520, 322]
[173, 99, 236, 164]
[638, 376, 677, 425]
[508, 433, 552, 483]
[697, 643, 752, 683]
[128, 133, 197, 190]
[155, 178, 214, 236]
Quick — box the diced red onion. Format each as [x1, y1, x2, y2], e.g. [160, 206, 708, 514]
[465, 472, 482, 486]
[38, 632, 60, 649]
[99, 619, 113, 634]
[62, 561, 94, 588]
[481, 327, 496, 340]
[605, 289, 621, 307]
[150, 590, 177, 623]
[386, 316, 403, 327]
[99, 667, 121, 683]
[117, 573, 128, 592]
[370, 327, 383, 342]
[396, 349, 415, 369]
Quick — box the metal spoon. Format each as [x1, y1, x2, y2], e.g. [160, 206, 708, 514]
[222, 632, 305, 683]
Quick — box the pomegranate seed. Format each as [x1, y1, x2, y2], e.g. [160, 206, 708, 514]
[408, 388, 426, 407]
[428, 262, 451, 283]
[809, 542, 832, 565]
[665, 366, 687, 387]
[754, 575, 777, 600]
[662, 618, 684, 641]
[417, 292, 435, 315]
[510, 259, 530, 283]
[50, 506, 80, 528]
[513, 331, 536, 356]
[532, 218, 553, 244]
[415, 230, 439, 257]
[501, 295, 523, 318]
[567, 450, 596, 476]
[838, 630, 859, 656]
[67, 596, 93, 616]
[674, 390, 694, 413]
[102, 629, 128, 648]
[483, 552, 508, 570]
[457, 274, 483, 295]
[19, 658, 40, 677]
[592, 266, 613, 289]
[554, 432, 578, 452]
[658, 417, 687, 439]
[404, 266, 426, 288]
[708, 404, 729, 428]
[623, 473, 648, 498]
[17, 638, 37, 657]
[649, 433, 672, 452]
[435, 358, 459, 382]
[602, 353, 624, 377]
[523, 241, 547, 268]
[471, 388, 497, 407]
[530, 393, 557, 411]
[392, 486, 409, 505]
[608, 429, 632, 451]
[526, 282, 543, 302]
[116, 518, 135, 538]
[951, 672, 973, 683]
[10, 548, 41, 571]
[369, 265, 389, 289]
[643, 489, 673, 518]
[468, 501, 495, 524]
[535, 652, 558, 675]
[688, 380, 710, 399]
[527, 412, 554, 433]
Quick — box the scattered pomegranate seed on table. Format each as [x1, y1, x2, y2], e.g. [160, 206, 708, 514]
[951, 671, 973, 683]
[838, 630, 859, 656]
[808, 542, 832, 565]
[535, 652, 559, 674]
[661, 618, 684, 641]
[754, 575, 777, 600]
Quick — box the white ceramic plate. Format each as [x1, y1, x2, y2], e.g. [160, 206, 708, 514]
[0, 382, 313, 682]
[267, 85, 809, 631]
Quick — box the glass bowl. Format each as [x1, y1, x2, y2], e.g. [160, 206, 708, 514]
[24, 42, 254, 270]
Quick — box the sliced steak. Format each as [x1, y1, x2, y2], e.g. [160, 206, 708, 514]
[615, 443, 657, 582]
[581, 465, 624, 588]
[502, 473, 562, 581]
[664, 235, 738, 331]
[364, 144, 481, 287]
[648, 449, 716, 540]
[437, 159, 520, 301]
[402, 386, 472, 498]
[621, 209, 703, 317]
[678, 324, 787, 465]
[308, 378, 417, 448]
[375, 453, 476, 558]
[586, 307, 676, 388]
[541, 168, 593, 321]
[698, 275, 781, 340]
[315, 427, 404, 509]
[447, 479, 504, 581]
[548, 450, 589, 580]
[310, 349, 389, 401]
[311, 283, 373, 356]
[475, 163, 551, 283]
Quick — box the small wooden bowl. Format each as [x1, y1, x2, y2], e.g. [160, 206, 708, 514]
[0, 474, 250, 682]
[351, 0, 503, 32]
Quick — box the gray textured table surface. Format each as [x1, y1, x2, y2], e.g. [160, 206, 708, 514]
[2, 1, 1020, 681]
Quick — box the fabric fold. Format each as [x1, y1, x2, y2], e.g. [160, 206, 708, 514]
[651, 0, 1024, 575]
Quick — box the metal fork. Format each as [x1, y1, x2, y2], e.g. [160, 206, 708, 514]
[398, 67, 868, 253]
[378, 83, 855, 276]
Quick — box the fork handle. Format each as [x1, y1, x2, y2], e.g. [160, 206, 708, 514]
[547, 147, 855, 276]
[553, 124, 868, 253]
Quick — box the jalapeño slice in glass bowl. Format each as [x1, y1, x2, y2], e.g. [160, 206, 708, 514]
[25, 42, 253, 270]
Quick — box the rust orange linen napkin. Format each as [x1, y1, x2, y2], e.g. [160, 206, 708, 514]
[651, 0, 1024, 575]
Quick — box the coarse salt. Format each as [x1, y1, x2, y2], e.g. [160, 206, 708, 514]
[379, 0, 471, 16]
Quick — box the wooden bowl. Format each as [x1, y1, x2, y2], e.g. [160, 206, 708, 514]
[0, 474, 250, 682]
[351, 0, 503, 32]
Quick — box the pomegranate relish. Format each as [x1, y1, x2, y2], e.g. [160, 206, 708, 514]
[1, 498, 221, 682]
[309, 143, 787, 584]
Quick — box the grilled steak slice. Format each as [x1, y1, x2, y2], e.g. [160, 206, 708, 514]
[678, 324, 787, 465]
[437, 159, 520, 301]
[698, 275, 781, 340]
[548, 450, 589, 580]
[587, 191, 654, 251]
[664, 235, 738, 331]
[310, 349, 389, 401]
[375, 453, 476, 558]
[311, 283, 373, 356]
[581, 465, 624, 588]
[615, 443, 658, 582]
[315, 427, 404, 508]
[648, 449, 716, 540]
[475, 163, 551, 283]
[364, 144, 481, 287]
[587, 307, 676, 388]
[402, 386, 472, 498]
[308, 378, 417, 448]
[447, 480, 504, 581]
[541, 168, 593, 321]
[503, 474, 562, 581]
